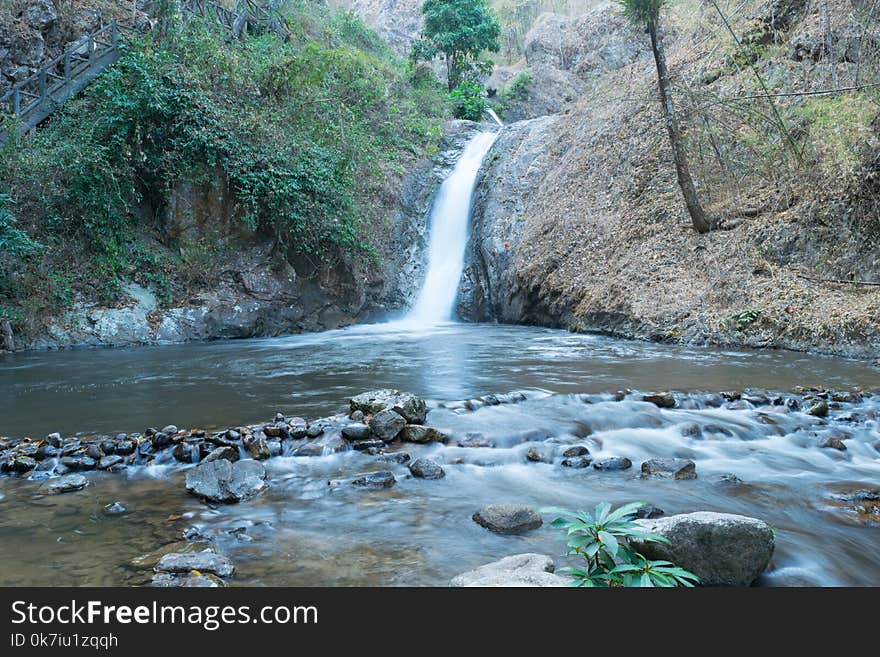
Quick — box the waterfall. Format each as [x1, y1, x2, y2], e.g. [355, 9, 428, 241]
[404, 130, 498, 327]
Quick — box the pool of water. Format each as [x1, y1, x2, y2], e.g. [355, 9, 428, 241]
[1, 323, 878, 586]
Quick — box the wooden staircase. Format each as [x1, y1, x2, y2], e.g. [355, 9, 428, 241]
[0, 1, 290, 143]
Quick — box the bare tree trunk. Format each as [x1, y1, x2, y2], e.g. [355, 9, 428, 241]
[1, 320, 13, 352]
[649, 22, 711, 234]
[823, 0, 839, 88]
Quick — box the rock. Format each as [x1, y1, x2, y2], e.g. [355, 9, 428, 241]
[185, 459, 267, 504]
[680, 423, 703, 438]
[352, 471, 396, 489]
[450, 553, 568, 587]
[562, 445, 589, 458]
[593, 456, 632, 471]
[24, 0, 58, 30]
[641, 458, 697, 480]
[341, 423, 372, 441]
[244, 435, 270, 460]
[408, 458, 445, 479]
[631, 512, 775, 586]
[40, 474, 88, 495]
[806, 400, 829, 417]
[86, 444, 104, 460]
[162, 425, 179, 435]
[151, 573, 223, 588]
[561, 455, 592, 468]
[60, 455, 96, 471]
[103, 501, 126, 515]
[643, 392, 676, 408]
[472, 503, 543, 534]
[350, 390, 428, 424]
[368, 409, 407, 441]
[155, 550, 235, 578]
[631, 504, 665, 519]
[45, 432, 62, 447]
[292, 442, 325, 457]
[287, 418, 308, 439]
[4, 455, 37, 472]
[456, 433, 496, 448]
[115, 439, 136, 455]
[172, 443, 197, 463]
[399, 425, 447, 444]
[98, 455, 124, 470]
[819, 436, 847, 451]
[350, 409, 365, 422]
[526, 447, 550, 463]
[203, 446, 239, 463]
[375, 451, 411, 464]
[306, 424, 324, 438]
[151, 432, 171, 449]
[351, 439, 385, 452]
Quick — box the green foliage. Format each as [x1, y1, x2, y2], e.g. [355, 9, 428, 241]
[0, 194, 42, 257]
[726, 308, 761, 331]
[544, 502, 700, 588]
[413, 0, 502, 90]
[502, 70, 533, 100]
[618, 0, 666, 27]
[0, 5, 447, 323]
[451, 81, 488, 120]
[793, 94, 877, 177]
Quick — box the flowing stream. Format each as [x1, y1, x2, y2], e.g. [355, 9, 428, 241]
[1, 128, 879, 587]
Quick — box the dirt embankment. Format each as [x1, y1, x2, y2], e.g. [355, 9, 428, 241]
[462, 0, 880, 361]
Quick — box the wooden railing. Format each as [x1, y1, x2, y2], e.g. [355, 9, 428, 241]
[0, 1, 289, 142]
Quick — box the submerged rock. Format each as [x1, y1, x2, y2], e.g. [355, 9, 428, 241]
[151, 573, 223, 587]
[450, 553, 568, 587]
[350, 390, 428, 424]
[473, 504, 542, 534]
[562, 445, 589, 458]
[641, 458, 697, 480]
[352, 471, 396, 489]
[40, 474, 89, 495]
[408, 458, 445, 479]
[631, 512, 774, 586]
[185, 459, 267, 504]
[155, 550, 235, 578]
[369, 409, 407, 441]
[375, 451, 411, 464]
[526, 447, 550, 463]
[819, 436, 847, 451]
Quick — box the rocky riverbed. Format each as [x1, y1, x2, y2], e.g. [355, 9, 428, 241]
[1, 383, 878, 586]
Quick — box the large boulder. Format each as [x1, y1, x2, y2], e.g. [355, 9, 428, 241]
[472, 504, 543, 534]
[631, 512, 775, 586]
[450, 553, 568, 587]
[185, 459, 267, 504]
[350, 390, 428, 424]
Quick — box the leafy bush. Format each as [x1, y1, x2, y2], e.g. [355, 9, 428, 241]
[0, 5, 448, 321]
[451, 81, 488, 121]
[501, 70, 533, 101]
[544, 502, 700, 587]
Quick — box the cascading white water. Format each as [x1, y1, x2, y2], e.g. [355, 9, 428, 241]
[404, 130, 498, 326]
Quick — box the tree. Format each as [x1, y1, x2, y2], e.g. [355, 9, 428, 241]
[620, 0, 711, 233]
[413, 0, 501, 91]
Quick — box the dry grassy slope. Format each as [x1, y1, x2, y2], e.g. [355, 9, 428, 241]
[496, 0, 880, 359]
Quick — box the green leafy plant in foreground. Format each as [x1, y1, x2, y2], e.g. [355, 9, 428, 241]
[543, 502, 700, 587]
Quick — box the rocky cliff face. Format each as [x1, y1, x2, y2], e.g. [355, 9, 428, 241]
[458, 1, 880, 360]
[27, 120, 480, 349]
[0, 0, 152, 96]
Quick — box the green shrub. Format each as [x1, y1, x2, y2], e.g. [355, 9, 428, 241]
[544, 502, 700, 587]
[451, 81, 488, 121]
